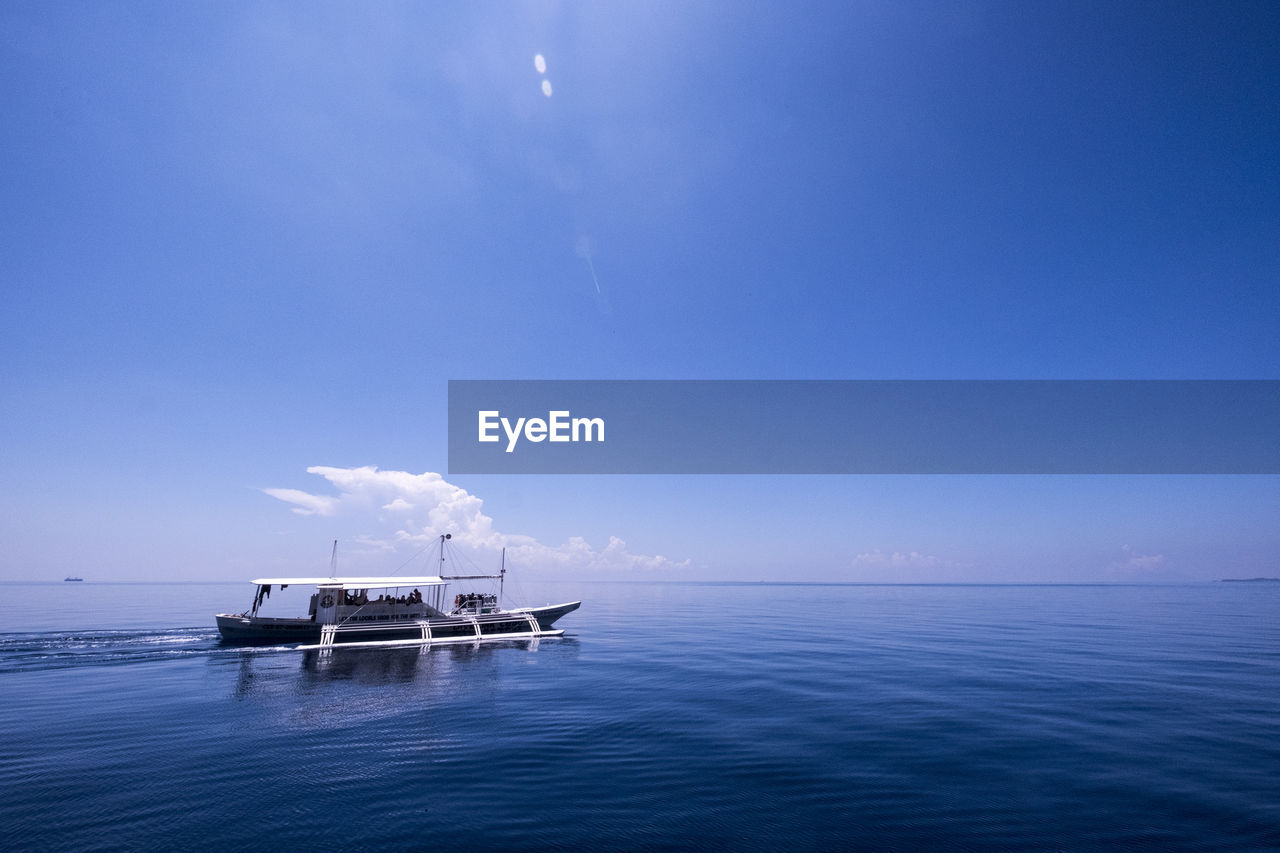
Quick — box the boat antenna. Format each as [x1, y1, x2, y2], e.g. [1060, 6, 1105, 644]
[330, 539, 338, 578]
[500, 547, 506, 606]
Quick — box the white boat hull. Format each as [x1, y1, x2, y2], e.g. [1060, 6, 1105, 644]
[216, 601, 580, 646]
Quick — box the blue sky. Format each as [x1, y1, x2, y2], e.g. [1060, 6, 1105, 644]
[2, 1, 1277, 583]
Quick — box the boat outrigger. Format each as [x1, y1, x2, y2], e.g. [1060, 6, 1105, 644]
[216, 535, 580, 648]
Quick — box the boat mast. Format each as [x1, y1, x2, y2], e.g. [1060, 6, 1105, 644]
[438, 533, 451, 612]
[329, 539, 338, 577]
[500, 547, 506, 606]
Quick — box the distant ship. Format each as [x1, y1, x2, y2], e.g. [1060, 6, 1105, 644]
[64, 577, 84, 582]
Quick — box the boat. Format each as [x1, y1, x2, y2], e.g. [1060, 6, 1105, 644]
[215, 535, 580, 648]
[64, 577, 84, 582]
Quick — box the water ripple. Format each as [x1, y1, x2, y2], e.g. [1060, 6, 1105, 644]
[1, 583, 1278, 850]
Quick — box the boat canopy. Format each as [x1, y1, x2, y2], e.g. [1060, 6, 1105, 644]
[249, 576, 447, 589]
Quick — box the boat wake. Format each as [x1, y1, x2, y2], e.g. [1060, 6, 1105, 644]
[0, 627, 248, 673]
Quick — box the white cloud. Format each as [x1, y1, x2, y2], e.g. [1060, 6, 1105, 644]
[261, 487, 339, 516]
[849, 549, 977, 580]
[1116, 544, 1165, 571]
[264, 466, 688, 575]
[853, 549, 945, 569]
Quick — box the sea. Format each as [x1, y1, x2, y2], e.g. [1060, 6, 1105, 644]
[0, 581, 1277, 851]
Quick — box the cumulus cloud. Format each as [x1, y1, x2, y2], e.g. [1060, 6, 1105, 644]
[853, 549, 946, 569]
[1116, 544, 1165, 571]
[849, 549, 976, 580]
[261, 487, 339, 516]
[263, 466, 687, 575]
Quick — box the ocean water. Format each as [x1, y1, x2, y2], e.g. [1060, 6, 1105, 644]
[0, 581, 1277, 850]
